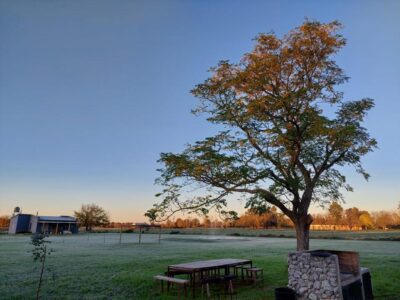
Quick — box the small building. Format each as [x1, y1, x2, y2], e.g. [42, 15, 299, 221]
[8, 214, 78, 234]
[310, 224, 362, 231]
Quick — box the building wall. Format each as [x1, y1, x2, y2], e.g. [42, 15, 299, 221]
[69, 223, 78, 234]
[8, 214, 32, 234]
[8, 216, 18, 234]
[8, 214, 79, 234]
[30, 216, 39, 233]
[310, 224, 362, 231]
[35, 222, 43, 233]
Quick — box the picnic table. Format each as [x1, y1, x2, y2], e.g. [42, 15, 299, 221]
[167, 258, 252, 298]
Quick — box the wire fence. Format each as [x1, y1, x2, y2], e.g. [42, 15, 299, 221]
[46, 231, 163, 245]
[0, 231, 164, 247]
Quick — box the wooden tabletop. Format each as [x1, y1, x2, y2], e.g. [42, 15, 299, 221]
[168, 258, 251, 271]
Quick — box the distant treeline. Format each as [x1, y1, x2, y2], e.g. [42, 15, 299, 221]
[0, 216, 10, 229]
[311, 202, 400, 230]
[2, 201, 399, 231]
[153, 202, 399, 231]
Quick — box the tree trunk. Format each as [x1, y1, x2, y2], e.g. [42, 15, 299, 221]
[294, 214, 313, 251]
[36, 247, 46, 300]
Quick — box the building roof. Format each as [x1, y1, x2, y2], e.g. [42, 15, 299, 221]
[38, 216, 77, 223]
[11, 213, 31, 218]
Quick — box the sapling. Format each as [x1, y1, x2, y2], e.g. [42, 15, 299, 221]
[30, 234, 53, 300]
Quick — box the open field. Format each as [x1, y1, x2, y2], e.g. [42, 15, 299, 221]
[0, 233, 399, 299]
[94, 227, 400, 241]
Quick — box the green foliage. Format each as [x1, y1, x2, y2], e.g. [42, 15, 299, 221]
[220, 210, 239, 221]
[30, 233, 52, 262]
[30, 234, 53, 300]
[245, 194, 272, 215]
[144, 208, 158, 223]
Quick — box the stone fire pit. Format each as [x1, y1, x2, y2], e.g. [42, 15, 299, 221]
[287, 250, 372, 300]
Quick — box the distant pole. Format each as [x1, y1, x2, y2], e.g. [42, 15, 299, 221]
[158, 226, 161, 244]
[138, 226, 142, 244]
[119, 226, 122, 244]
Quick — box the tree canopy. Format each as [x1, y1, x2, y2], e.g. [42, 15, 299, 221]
[74, 204, 110, 231]
[328, 201, 344, 224]
[147, 20, 376, 250]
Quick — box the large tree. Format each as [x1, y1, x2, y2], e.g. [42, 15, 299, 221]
[344, 207, 361, 229]
[74, 204, 110, 231]
[148, 20, 376, 250]
[328, 201, 344, 224]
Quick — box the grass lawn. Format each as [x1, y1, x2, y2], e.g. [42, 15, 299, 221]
[0, 233, 399, 299]
[142, 227, 400, 241]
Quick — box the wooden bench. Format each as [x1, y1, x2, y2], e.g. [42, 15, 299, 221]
[245, 267, 264, 284]
[154, 275, 189, 299]
[233, 265, 252, 280]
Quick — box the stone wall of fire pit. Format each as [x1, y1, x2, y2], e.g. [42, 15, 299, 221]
[287, 252, 343, 300]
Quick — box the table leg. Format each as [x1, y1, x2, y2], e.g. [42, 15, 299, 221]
[192, 272, 196, 299]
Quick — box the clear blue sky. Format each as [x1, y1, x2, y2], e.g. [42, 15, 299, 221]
[1, 1, 399, 222]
